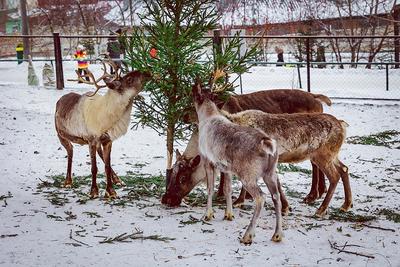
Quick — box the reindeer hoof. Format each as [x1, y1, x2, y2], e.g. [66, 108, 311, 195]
[233, 199, 244, 208]
[224, 212, 234, 221]
[104, 189, 118, 199]
[315, 208, 328, 218]
[303, 194, 318, 204]
[63, 181, 72, 188]
[340, 203, 353, 212]
[203, 211, 214, 221]
[89, 185, 99, 198]
[113, 180, 125, 187]
[90, 191, 99, 199]
[240, 233, 254, 245]
[281, 206, 290, 216]
[271, 232, 283, 242]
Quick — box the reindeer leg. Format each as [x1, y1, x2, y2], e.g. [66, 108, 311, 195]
[223, 173, 234, 221]
[97, 144, 124, 186]
[303, 162, 320, 204]
[102, 140, 117, 199]
[313, 160, 340, 217]
[203, 160, 215, 221]
[239, 178, 265, 245]
[58, 135, 73, 188]
[233, 186, 247, 208]
[88, 141, 99, 199]
[318, 168, 327, 197]
[336, 160, 353, 212]
[277, 177, 290, 216]
[216, 172, 225, 199]
[263, 171, 283, 242]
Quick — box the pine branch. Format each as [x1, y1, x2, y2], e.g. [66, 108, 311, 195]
[99, 229, 175, 244]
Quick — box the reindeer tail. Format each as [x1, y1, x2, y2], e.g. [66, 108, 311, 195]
[340, 120, 349, 128]
[260, 137, 277, 157]
[313, 94, 332, 106]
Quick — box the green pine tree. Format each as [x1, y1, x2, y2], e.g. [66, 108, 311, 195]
[120, 0, 258, 173]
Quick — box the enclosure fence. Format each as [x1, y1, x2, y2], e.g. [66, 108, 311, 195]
[0, 32, 399, 100]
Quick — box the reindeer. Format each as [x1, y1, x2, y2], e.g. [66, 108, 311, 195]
[222, 109, 352, 217]
[193, 82, 284, 244]
[162, 89, 331, 207]
[55, 60, 150, 199]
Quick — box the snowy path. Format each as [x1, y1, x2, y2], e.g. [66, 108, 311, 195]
[0, 63, 399, 266]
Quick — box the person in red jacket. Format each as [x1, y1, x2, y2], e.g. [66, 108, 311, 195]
[74, 44, 89, 83]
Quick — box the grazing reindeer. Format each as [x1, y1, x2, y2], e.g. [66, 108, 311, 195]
[162, 89, 331, 207]
[55, 60, 150, 198]
[223, 109, 352, 217]
[193, 83, 284, 244]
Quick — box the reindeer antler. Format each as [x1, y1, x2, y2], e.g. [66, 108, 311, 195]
[209, 68, 231, 93]
[76, 57, 120, 97]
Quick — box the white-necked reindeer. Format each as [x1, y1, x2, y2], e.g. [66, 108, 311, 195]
[55, 60, 150, 199]
[193, 82, 284, 245]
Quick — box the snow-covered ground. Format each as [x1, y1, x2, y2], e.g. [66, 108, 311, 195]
[0, 62, 399, 266]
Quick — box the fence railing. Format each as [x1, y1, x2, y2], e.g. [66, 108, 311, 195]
[0, 32, 399, 100]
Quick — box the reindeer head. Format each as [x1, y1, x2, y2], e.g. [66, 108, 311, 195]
[192, 80, 220, 106]
[77, 58, 151, 97]
[105, 70, 151, 95]
[161, 150, 201, 207]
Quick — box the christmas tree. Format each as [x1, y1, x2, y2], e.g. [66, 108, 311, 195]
[120, 0, 258, 174]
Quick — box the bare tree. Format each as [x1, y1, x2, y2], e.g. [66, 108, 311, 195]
[365, 0, 398, 68]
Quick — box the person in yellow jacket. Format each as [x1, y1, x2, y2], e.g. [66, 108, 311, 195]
[16, 43, 24, 64]
[73, 44, 89, 83]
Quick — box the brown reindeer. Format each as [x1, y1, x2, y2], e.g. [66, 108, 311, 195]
[162, 89, 331, 207]
[193, 83, 285, 244]
[55, 60, 150, 198]
[222, 109, 352, 217]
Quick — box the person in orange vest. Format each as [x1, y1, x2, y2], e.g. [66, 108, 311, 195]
[73, 44, 89, 83]
[16, 43, 24, 64]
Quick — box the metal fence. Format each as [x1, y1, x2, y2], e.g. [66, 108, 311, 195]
[0, 32, 399, 100]
[216, 32, 400, 100]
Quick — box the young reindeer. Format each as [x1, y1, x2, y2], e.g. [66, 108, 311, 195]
[193, 82, 284, 244]
[55, 60, 150, 198]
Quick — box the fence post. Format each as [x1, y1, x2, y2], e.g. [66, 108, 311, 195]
[213, 29, 222, 58]
[306, 37, 311, 92]
[53, 32, 64, 89]
[386, 63, 389, 91]
[297, 63, 302, 89]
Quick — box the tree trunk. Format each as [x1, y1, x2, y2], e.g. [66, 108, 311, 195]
[20, 0, 30, 59]
[166, 121, 175, 169]
[331, 38, 344, 69]
[394, 4, 400, 68]
[350, 46, 357, 68]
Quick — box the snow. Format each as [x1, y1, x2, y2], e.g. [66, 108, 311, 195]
[0, 61, 400, 266]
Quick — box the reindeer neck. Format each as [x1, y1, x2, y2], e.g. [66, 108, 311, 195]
[183, 130, 200, 158]
[101, 89, 135, 112]
[83, 89, 135, 135]
[197, 101, 220, 122]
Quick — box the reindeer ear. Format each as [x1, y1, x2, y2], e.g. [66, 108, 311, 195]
[192, 81, 204, 105]
[106, 80, 121, 90]
[175, 149, 182, 160]
[189, 155, 201, 168]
